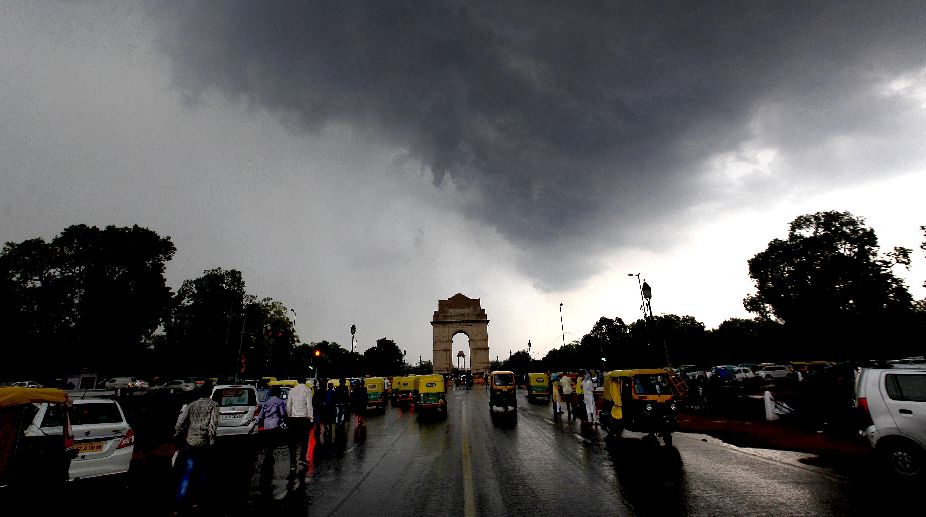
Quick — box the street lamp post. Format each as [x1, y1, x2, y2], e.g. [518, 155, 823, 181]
[559, 303, 565, 348]
[628, 274, 670, 367]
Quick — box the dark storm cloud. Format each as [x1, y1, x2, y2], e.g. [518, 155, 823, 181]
[152, 1, 926, 288]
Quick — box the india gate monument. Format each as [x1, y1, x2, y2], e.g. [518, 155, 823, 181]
[431, 294, 490, 374]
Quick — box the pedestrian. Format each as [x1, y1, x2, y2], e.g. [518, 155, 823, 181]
[551, 373, 562, 416]
[334, 378, 350, 427]
[322, 381, 336, 435]
[351, 380, 368, 427]
[286, 376, 313, 472]
[582, 371, 598, 426]
[173, 381, 218, 514]
[559, 373, 574, 420]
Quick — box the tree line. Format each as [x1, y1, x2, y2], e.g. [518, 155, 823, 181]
[2, 211, 924, 383]
[518, 211, 925, 374]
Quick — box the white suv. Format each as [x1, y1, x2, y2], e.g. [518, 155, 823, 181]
[856, 367, 926, 478]
[211, 384, 259, 437]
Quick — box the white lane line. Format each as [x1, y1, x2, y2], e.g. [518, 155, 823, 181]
[461, 400, 475, 517]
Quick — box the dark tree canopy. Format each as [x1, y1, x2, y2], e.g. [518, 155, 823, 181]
[0, 225, 175, 379]
[745, 211, 915, 358]
[362, 337, 405, 376]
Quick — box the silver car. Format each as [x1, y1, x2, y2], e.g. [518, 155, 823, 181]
[856, 367, 926, 477]
[211, 384, 259, 437]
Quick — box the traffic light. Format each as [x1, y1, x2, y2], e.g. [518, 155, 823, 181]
[314, 349, 321, 358]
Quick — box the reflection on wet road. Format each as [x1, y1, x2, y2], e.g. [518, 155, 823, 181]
[216, 388, 866, 517]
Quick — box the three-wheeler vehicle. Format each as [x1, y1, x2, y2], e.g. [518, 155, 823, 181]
[599, 368, 678, 446]
[392, 375, 417, 406]
[488, 371, 517, 413]
[527, 372, 550, 403]
[415, 374, 447, 415]
[364, 377, 387, 413]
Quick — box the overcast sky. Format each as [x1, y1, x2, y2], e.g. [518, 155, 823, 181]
[2, 1, 925, 363]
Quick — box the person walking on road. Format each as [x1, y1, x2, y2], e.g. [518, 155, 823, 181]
[552, 373, 562, 416]
[173, 381, 218, 514]
[351, 380, 368, 427]
[286, 377, 313, 471]
[582, 371, 598, 426]
[334, 378, 350, 427]
[559, 373, 574, 420]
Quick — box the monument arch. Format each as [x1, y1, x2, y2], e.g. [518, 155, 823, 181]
[432, 294, 490, 374]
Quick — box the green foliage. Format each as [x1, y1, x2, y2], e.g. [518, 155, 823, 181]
[0, 225, 175, 379]
[362, 337, 406, 375]
[745, 211, 916, 358]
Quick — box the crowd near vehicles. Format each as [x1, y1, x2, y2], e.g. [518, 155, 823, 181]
[600, 368, 678, 446]
[488, 371, 517, 413]
[527, 372, 550, 403]
[856, 367, 926, 478]
[415, 374, 447, 415]
[211, 384, 259, 437]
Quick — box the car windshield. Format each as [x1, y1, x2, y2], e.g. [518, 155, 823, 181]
[633, 374, 671, 395]
[213, 388, 256, 407]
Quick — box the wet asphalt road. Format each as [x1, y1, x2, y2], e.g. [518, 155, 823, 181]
[77, 387, 913, 516]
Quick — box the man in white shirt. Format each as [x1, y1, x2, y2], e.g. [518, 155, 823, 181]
[286, 376, 313, 471]
[559, 374, 574, 420]
[582, 371, 597, 426]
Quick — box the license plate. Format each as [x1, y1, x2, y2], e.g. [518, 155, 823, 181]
[221, 414, 239, 420]
[76, 441, 103, 453]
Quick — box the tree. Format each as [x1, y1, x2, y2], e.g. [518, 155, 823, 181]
[745, 211, 915, 358]
[705, 317, 785, 364]
[362, 338, 405, 376]
[627, 314, 705, 368]
[0, 225, 175, 379]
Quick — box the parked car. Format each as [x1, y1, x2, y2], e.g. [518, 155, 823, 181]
[11, 381, 42, 388]
[733, 367, 756, 381]
[211, 384, 259, 437]
[103, 377, 145, 390]
[755, 365, 792, 379]
[151, 379, 196, 394]
[856, 367, 926, 478]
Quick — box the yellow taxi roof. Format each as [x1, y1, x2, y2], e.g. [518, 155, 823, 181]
[605, 368, 669, 378]
[0, 387, 69, 408]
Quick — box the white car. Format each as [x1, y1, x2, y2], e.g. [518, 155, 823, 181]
[211, 384, 259, 437]
[856, 367, 926, 478]
[26, 398, 134, 480]
[733, 367, 756, 381]
[755, 365, 791, 379]
[152, 379, 196, 394]
[103, 377, 145, 390]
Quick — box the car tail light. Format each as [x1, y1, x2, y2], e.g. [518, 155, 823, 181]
[856, 397, 873, 428]
[117, 428, 135, 449]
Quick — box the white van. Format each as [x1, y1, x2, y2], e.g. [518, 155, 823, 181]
[856, 367, 926, 478]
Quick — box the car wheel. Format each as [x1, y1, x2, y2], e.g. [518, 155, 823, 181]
[764, 374, 772, 380]
[882, 441, 924, 478]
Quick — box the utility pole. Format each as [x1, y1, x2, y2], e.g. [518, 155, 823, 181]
[560, 303, 565, 348]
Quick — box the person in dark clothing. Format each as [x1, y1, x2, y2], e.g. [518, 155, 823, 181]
[334, 378, 350, 427]
[351, 381, 368, 427]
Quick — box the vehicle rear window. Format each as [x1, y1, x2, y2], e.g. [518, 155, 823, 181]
[494, 374, 514, 386]
[885, 374, 926, 402]
[213, 388, 256, 407]
[71, 403, 123, 425]
[40, 404, 64, 428]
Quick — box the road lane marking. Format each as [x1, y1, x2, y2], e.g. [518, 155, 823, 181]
[461, 401, 475, 517]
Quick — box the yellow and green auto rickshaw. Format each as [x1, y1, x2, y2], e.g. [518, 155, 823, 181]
[527, 373, 550, 403]
[415, 374, 447, 415]
[600, 369, 678, 446]
[364, 377, 387, 413]
[392, 375, 417, 406]
[488, 371, 517, 413]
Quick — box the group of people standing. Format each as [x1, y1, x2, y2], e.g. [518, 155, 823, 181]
[552, 370, 600, 426]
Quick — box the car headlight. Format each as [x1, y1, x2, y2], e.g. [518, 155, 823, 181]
[670, 403, 677, 411]
[645, 403, 653, 412]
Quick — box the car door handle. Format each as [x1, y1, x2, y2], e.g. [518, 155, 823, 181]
[899, 409, 913, 415]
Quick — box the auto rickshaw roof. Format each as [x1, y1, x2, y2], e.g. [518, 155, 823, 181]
[605, 368, 669, 378]
[489, 370, 515, 375]
[0, 387, 69, 408]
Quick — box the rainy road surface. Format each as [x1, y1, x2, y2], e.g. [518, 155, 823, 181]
[173, 387, 908, 517]
[80, 387, 913, 516]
